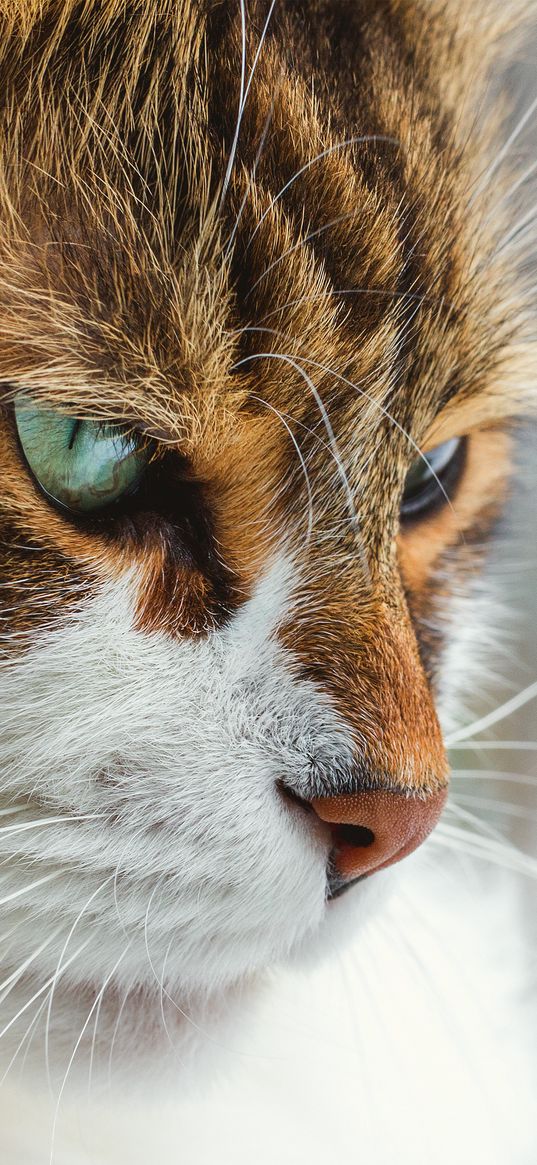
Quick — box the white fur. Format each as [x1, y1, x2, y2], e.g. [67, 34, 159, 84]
[0, 557, 367, 1079]
[0, 560, 535, 1163]
[0, 849, 534, 1164]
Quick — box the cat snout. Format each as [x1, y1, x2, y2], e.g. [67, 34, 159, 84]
[311, 787, 447, 882]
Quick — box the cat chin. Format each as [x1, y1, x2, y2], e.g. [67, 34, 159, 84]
[289, 865, 395, 975]
[0, 864, 392, 1098]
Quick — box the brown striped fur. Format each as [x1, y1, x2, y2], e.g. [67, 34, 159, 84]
[0, 0, 535, 790]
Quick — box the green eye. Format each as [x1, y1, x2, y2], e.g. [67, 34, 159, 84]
[14, 397, 149, 514]
[401, 437, 465, 519]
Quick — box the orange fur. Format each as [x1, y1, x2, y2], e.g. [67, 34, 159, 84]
[0, 0, 534, 788]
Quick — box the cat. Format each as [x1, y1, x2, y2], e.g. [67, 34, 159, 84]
[0, 1, 535, 1161]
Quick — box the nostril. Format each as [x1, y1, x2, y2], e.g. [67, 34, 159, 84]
[334, 823, 375, 848]
[311, 786, 448, 881]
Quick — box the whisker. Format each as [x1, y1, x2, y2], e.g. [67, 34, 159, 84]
[433, 824, 537, 879]
[242, 0, 277, 109]
[44, 874, 115, 1094]
[247, 209, 361, 296]
[301, 357, 457, 517]
[220, 0, 277, 209]
[495, 201, 537, 255]
[0, 806, 29, 819]
[0, 927, 62, 1006]
[106, 984, 130, 1091]
[242, 337, 462, 532]
[224, 92, 279, 257]
[238, 285, 449, 329]
[219, 0, 247, 209]
[112, 824, 152, 939]
[87, 965, 106, 1100]
[247, 134, 400, 248]
[446, 679, 537, 745]
[446, 800, 518, 846]
[0, 813, 101, 838]
[148, 900, 187, 1062]
[157, 937, 179, 1053]
[0, 870, 60, 907]
[453, 793, 537, 821]
[0, 994, 48, 1086]
[250, 393, 315, 541]
[449, 741, 537, 751]
[470, 91, 537, 204]
[143, 875, 275, 1063]
[452, 770, 537, 788]
[48, 942, 132, 1165]
[0, 916, 30, 950]
[483, 156, 537, 224]
[0, 937, 91, 1050]
[233, 350, 358, 526]
[143, 880, 198, 1056]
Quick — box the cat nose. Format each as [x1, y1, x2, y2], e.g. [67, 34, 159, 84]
[311, 787, 447, 880]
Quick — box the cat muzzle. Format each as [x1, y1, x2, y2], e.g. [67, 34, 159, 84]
[311, 787, 447, 882]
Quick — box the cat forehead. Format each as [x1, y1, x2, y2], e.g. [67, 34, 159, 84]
[0, 0, 531, 446]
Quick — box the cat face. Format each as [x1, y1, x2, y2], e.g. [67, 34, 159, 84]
[0, 0, 533, 1062]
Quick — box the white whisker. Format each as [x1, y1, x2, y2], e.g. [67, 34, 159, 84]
[250, 394, 315, 541]
[157, 938, 178, 1052]
[0, 870, 60, 907]
[496, 201, 537, 254]
[220, 0, 277, 209]
[242, 0, 277, 108]
[106, 985, 130, 1091]
[44, 875, 115, 1094]
[449, 740, 537, 751]
[247, 210, 360, 295]
[299, 354, 459, 519]
[224, 93, 279, 257]
[247, 134, 399, 247]
[234, 350, 358, 526]
[470, 91, 537, 203]
[0, 813, 101, 838]
[0, 929, 62, 1006]
[1, 994, 48, 1086]
[48, 942, 132, 1165]
[446, 679, 537, 745]
[235, 285, 444, 331]
[453, 769, 537, 788]
[242, 337, 461, 534]
[219, 0, 247, 209]
[0, 806, 28, 819]
[0, 937, 91, 1050]
[480, 157, 537, 227]
[446, 800, 518, 846]
[453, 792, 537, 821]
[433, 824, 537, 878]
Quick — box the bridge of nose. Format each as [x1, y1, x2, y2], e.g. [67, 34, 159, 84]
[285, 586, 448, 800]
[283, 584, 449, 878]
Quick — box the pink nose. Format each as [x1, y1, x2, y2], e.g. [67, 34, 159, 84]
[311, 787, 447, 880]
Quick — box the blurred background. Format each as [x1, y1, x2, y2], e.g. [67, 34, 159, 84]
[449, 45, 537, 868]
[454, 436, 537, 853]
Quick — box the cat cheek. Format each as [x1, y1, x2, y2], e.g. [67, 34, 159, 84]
[0, 558, 357, 997]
